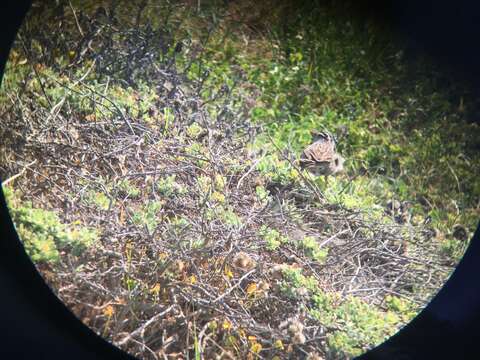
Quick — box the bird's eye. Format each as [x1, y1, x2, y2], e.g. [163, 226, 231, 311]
[334, 158, 339, 166]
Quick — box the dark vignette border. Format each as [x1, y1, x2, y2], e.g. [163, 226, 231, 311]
[0, 1, 479, 359]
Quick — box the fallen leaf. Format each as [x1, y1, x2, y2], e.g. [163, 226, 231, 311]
[224, 265, 234, 279]
[246, 282, 257, 296]
[103, 305, 114, 317]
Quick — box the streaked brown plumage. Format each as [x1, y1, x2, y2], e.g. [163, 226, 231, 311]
[299, 131, 344, 181]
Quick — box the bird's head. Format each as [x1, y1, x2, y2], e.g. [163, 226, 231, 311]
[310, 129, 337, 144]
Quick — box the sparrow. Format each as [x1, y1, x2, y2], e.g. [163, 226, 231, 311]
[299, 130, 344, 184]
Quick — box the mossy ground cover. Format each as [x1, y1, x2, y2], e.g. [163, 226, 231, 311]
[0, 1, 477, 359]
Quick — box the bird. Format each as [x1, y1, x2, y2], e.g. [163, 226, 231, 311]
[299, 130, 345, 184]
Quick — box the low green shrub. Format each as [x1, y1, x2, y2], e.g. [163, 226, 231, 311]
[4, 187, 98, 263]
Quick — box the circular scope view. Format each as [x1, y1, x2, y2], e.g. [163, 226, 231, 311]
[1, 1, 479, 359]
